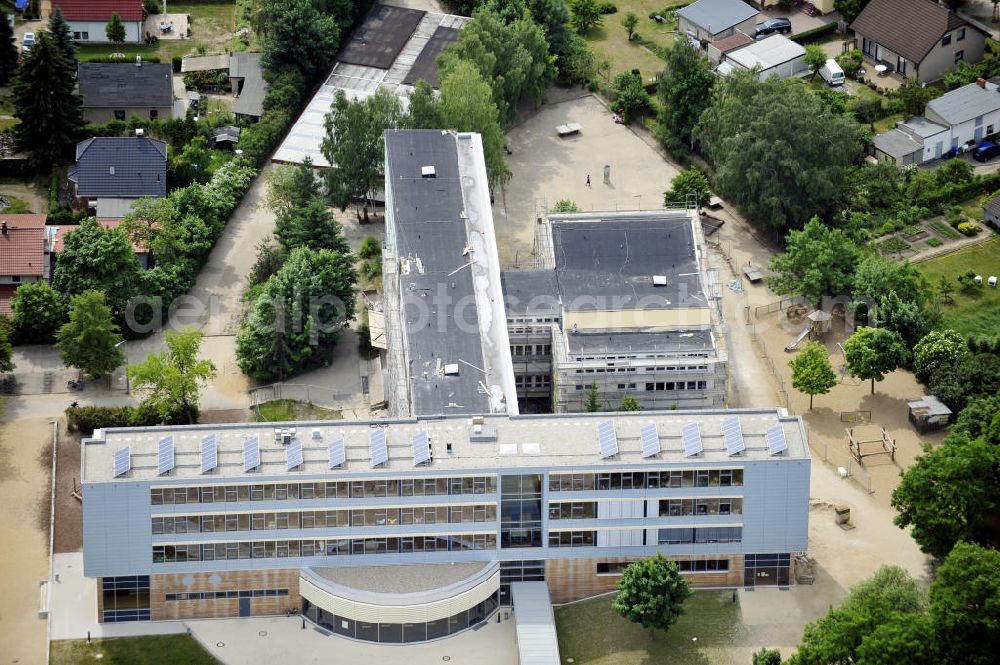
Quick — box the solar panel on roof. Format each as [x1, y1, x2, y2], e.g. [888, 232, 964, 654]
[329, 439, 346, 468]
[286, 438, 303, 470]
[723, 416, 745, 456]
[412, 431, 431, 466]
[640, 423, 660, 458]
[157, 435, 175, 475]
[243, 436, 260, 472]
[597, 420, 618, 459]
[682, 423, 703, 457]
[767, 424, 788, 455]
[112, 447, 130, 477]
[200, 434, 217, 473]
[370, 428, 388, 467]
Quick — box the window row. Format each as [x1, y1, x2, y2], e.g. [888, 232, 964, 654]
[595, 559, 730, 575]
[548, 469, 744, 492]
[152, 505, 497, 534]
[658, 498, 743, 517]
[515, 375, 551, 388]
[548, 530, 596, 547]
[152, 534, 497, 563]
[165, 589, 290, 601]
[511, 344, 552, 356]
[573, 352, 709, 362]
[150, 476, 497, 505]
[645, 381, 707, 391]
[657, 527, 742, 544]
[548, 502, 597, 520]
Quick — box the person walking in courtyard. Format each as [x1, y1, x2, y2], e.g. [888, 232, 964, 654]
[586, 174, 591, 187]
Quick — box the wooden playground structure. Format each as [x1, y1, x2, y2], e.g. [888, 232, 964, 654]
[846, 424, 897, 465]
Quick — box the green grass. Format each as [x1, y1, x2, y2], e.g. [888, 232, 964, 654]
[50, 635, 220, 665]
[918, 237, 1000, 335]
[77, 2, 238, 63]
[255, 400, 343, 422]
[556, 591, 745, 665]
[928, 219, 961, 240]
[584, 1, 688, 79]
[960, 191, 996, 220]
[0, 194, 32, 213]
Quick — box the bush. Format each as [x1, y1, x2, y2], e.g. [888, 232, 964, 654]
[358, 236, 381, 260]
[837, 49, 863, 77]
[46, 208, 88, 225]
[65, 405, 165, 435]
[957, 221, 981, 236]
[597, 2, 618, 14]
[957, 270, 983, 294]
[172, 55, 182, 73]
[927, 237, 943, 247]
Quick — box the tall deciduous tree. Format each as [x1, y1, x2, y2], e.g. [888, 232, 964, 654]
[789, 341, 837, 409]
[913, 329, 969, 384]
[128, 329, 217, 424]
[768, 218, 861, 306]
[106, 12, 127, 46]
[483, 0, 573, 58]
[664, 169, 710, 207]
[56, 291, 125, 379]
[408, 80, 443, 129]
[805, 44, 828, 79]
[929, 541, 1000, 665]
[48, 6, 77, 69]
[657, 38, 715, 150]
[612, 553, 692, 638]
[752, 649, 782, 665]
[257, 0, 341, 79]
[12, 32, 84, 169]
[852, 253, 933, 309]
[52, 218, 142, 320]
[438, 60, 511, 186]
[10, 281, 66, 344]
[275, 197, 350, 254]
[263, 159, 322, 215]
[834, 0, 871, 24]
[0, 10, 18, 86]
[568, 0, 601, 33]
[612, 69, 649, 122]
[843, 327, 906, 394]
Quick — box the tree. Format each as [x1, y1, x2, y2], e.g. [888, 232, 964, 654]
[852, 254, 933, 309]
[483, 0, 574, 59]
[843, 327, 906, 394]
[805, 44, 828, 79]
[263, 159, 322, 215]
[48, 6, 77, 68]
[51, 218, 143, 320]
[568, 0, 602, 33]
[257, 0, 341, 79]
[789, 341, 837, 409]
[767, 218, 861, 306]
[852, 97, 882, 129]
[127, 329, 217, 424]
[323, 87, 408, 209]
[657, 38, 715, 149]
[612, 554, 692, 638]
[236, 247, 358, 381]
[0, 318, 13, 373]
[584, 380, 600, 412]
[551, 199, 580, 212]
[789, 566, 925, 665]
[622, 11, 639, 40]
[929, 542, 1000, 665]
[853, 613, 939, 665]
[10, 281, 66, 344]
[752, 649, 782, 665]
[937, 275, 955, 304]
[664, 169, 710, 207]
[561, 34, 597, 83]
[56, 291, 125, 379]
[874, 291, 929, 353]
[275, 197, 350, 254]
[0, 9, 18, 86]
[913, 329, 969, 384]
[620, 396, 640, 411]
[833, 0, 871, 24]
[951, 394, 1000, 444]
[106, 12, 127, 46]
[891, 437, 1000, 558]
[408, 80, 442, 129]
[697, 72, 863, 231]
[438, 61, 511, 187]
[612, 70, 649, 122]
[168, 135, 214, 187]
[12, 32, 84, 169]
[896, 79, 935, 117]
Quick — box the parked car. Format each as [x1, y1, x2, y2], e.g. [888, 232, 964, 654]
[21, 32, 34, 53]
[973, 141, 1000, 162]
[754, 18, 791, 38]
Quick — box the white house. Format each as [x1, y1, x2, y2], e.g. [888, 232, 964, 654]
[51, 0, 145, 44]
[715, 34, 807, 81]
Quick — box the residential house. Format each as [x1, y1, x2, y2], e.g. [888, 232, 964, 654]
[49, 220, 152, 270]
[77, 61, 174, 124]
[0, 215, 50, 315]
[52, 1, 145, 44]
[68, 137, 167, 215]
[706, 32, 754, 64]
[715, 34, 807, 81]
[851, 0, 987, 83]
[676, 0, 759, 45]
[229, 53, 267, 120]
[983, 193, 1000, 229]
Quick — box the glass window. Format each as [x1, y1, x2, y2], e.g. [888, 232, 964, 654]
[357, 621, 378, 641]
[379, 623, 403, 643]
[942, 34, 952, 46]
[403, 622, 426, 642]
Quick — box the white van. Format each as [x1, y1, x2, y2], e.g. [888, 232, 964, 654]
[819, 59, 845, 86]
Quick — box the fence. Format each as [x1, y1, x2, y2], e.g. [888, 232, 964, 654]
[810, 441, 875, 494]
[249, 383, 356, 410]
[746, 322, 791, 413]
[754, 296, 807, 319]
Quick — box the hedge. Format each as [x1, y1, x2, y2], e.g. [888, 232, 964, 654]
[790, 23, 839, 44]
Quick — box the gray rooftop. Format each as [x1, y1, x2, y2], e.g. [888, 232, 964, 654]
[898, 116, 948, 139]
[228, 52, 261, 80]
[566, 330, 714, 356]
[511, 582, 561, 665]
[69, 137, 167, 199]
[984, 194, 1000, 219]
[677, 0, 759, 34]
[872, 128, 923, 159]
[311, 562, 489, 594]
[501, 270, 561, 317]
[925, 80, 1000, 126]
[81, 408, 809, 482]
[77, 62, 173, 109]
[231, 53, 267, 118]
[385, 130, 516, 417]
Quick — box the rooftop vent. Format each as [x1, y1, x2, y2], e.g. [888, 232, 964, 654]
[444, 363, 459, 375]
[421, 165, 436, 178]
[652, 275, 667, 286]
[135, 128, 144, 137]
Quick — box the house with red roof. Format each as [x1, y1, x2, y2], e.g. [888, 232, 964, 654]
[0, 215, 50, 316]
[52, 1, 145, 44]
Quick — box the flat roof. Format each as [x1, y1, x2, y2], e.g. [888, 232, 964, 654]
[501, 270, 561, 317]
[403, 25, 461, 87]
[385, 130, 516, 417]
[337, 4, 426, 69]
[82, 408, 809, 482]
[726, 34, 805, 70]
[511, 582, 560, 665]
[872, 128, 923, 159]
[312, 562, 488, 594]
[566, 329, 714, 355]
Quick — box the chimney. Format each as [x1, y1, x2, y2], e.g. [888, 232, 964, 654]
[1, 221, 7, 235]
[978, 77, 986, 88]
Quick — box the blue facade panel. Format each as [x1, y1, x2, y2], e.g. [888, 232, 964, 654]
[83, 482, 152, 577]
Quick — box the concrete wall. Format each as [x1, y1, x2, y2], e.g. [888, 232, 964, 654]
[83, 106, 174, 124]
[68, 20, 144, 43]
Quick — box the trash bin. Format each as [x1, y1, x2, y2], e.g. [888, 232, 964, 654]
[835, 504, 850, 525]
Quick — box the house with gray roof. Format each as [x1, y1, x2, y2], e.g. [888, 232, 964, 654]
[68, 137, 168, 212]
[852, 0, 986, 83]
[77, 61, 175, 124]
[676, 0, 759, 44]
[230, 52, 267, 120]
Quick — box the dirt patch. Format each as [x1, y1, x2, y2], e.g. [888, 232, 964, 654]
[54, 427, 83, 554]
[198, 409, 254, 424]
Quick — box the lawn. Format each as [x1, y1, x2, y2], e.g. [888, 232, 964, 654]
[583, 1, 688, 80]
[917, 236, 1000, 335]
[50, 635, 219, 665]
[77, 2, 238, 63]
[556, 591, 748, 665]
[255, 399, 343, 422]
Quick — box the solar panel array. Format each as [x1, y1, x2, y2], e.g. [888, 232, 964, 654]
[722, 417, 745, 456]
[329, 439, 346, 468]
[370, 428, 388, 467]
[411, 431, 431, 466]
[243, 436, 260, 472]
[112, 447, 131, 477]
[682, 423, 703, 457]
[157, 435, 175, 475]
[286, 438, 303, 470]
[200, 434, 218, 474]
[597, 420, 618, 459]
[640, 423, 660, 458]
[767, 424, 788, 455]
